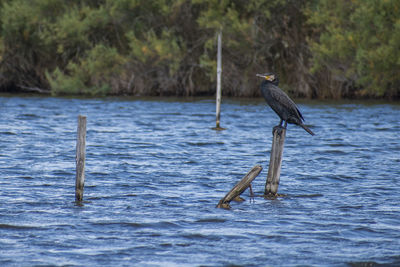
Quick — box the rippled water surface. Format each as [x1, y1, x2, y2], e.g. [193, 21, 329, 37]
[0, 95, 399, 266]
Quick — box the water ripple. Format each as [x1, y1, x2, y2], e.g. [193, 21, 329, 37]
[0, 96, 399, 266]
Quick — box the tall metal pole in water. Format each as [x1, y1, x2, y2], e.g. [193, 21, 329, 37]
[215, 31, 222, 129]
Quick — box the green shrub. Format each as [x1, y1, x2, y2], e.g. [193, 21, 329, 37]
[307, 0, 400, 98]
[1, 0, 398, 98]
[47, 44, 127, 95]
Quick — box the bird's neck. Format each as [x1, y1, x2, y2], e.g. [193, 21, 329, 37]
[263, 80, 279, 86]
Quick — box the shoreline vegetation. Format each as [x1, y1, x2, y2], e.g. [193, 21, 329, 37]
[0, 0, 399, 99]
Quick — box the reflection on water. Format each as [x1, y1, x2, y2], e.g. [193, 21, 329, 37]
[0, 95, 399, 266]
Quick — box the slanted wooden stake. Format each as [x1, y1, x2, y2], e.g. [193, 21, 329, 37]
[75, 115, 87, 202]
[215, 31, 222, 129]
[217, 165, 263, 209]
[265, 126, 286, 197]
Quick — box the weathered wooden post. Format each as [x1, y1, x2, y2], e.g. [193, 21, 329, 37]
[215, 31, 223, 129]
[264, 126, 286, 197]
[217, 165, 263, 209]
[75, 115, 87, 202]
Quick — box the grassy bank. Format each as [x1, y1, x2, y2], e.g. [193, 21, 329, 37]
[0, 0, 399, 99]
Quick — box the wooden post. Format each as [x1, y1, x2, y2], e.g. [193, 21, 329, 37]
[217, 165, 263, 209]
[215, 31, 222, 128]
[265, 126, 286, 197]
[75, 115, 87, 202]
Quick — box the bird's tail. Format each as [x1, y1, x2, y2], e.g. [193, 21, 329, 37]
[300, 124, 315, 136]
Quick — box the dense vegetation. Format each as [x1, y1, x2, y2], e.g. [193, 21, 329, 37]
[0, 0, 399, 98]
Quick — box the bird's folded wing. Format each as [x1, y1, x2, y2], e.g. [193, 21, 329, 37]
[268, 84, 304, 121]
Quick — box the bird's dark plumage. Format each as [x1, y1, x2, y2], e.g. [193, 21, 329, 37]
[257, 72, 314, 136]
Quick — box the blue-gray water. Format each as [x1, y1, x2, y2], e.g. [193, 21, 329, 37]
[0, 95, 399, 266]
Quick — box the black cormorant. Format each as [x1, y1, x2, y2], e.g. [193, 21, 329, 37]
[257, 72, 315, 136]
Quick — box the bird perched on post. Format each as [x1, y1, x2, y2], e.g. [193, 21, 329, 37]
[256, 72, 314, 136]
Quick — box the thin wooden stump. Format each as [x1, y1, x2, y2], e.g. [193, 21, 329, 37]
[75, 115, 87, 202]
[217, 165, 263, 209]
[213, 31, 226, 131]
[264, 126, 286, 198]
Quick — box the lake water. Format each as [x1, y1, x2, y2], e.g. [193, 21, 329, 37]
[0, 95, 399, 266]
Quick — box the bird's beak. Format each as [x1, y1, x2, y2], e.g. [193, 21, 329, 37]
[256, 73, 273, 80]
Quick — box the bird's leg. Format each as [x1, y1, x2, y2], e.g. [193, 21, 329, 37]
[273, 119, 286, 134]
[273, 119, 283, 132]
[273, 120, 283, 134]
